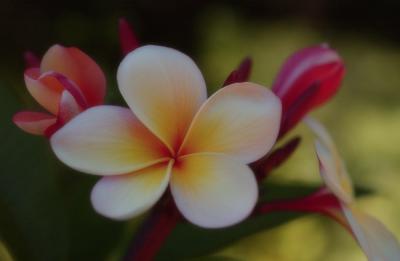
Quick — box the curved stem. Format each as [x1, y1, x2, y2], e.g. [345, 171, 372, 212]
[123, 195, 181, 261]
[255, 187, 350, 231]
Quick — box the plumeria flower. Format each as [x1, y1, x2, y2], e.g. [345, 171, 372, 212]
[305, 117, 400, 260]
[13, 45, 106, 137]
[50, 45, 282, 228]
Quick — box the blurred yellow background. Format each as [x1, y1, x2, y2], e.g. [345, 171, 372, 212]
[198, 8, 400, 261]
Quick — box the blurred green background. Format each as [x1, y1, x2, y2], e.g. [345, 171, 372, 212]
[1, 1, 400, 260]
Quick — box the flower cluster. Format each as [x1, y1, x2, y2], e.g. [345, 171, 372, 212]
[12, 18, 399, 260]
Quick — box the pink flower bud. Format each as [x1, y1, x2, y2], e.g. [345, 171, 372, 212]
[272, 44, 345, 137]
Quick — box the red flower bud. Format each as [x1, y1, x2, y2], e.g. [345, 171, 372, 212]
[119, 18, 140, 56]
[272, 44, 345, 138]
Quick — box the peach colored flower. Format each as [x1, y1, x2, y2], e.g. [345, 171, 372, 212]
[306, 117, 400, 260]
[50, 45, 282, 228]
[13, 45, 106, 137]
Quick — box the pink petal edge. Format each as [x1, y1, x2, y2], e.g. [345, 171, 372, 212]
[13, 111, 57, 135]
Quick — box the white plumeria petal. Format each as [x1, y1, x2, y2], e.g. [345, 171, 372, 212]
[305, 117, 353, 203]
[91, 161, 173, 220]
[342, 204, 400, 261]
[117, 45, 207, 153]
[51, 105, 169, 175]
[170, 153, 258, 228]
[179, 82, 281, 164]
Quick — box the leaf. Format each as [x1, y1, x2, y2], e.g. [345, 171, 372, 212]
[157, 182, 372, 260]
[0, 85, 69, 261]
[59, 168, 125, 260]
[0, 84, 125, 260]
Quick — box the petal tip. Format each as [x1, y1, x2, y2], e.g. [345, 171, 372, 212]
[171, 154, 258, 228]
[13, 111, 56, 135]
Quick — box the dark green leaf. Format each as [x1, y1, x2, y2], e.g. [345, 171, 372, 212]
[0, 85, 68, 260]
[0, 85, 125, 260]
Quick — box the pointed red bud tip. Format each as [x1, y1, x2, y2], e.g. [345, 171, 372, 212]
[251, 136, 301, 181]
[272, 44, 345, 137]
[223, 57, 253, 86]
[119, 17, 140, 56]
[23, 51, 41, 68]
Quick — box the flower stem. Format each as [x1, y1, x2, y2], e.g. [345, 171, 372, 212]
[123, 195, 181, 261]
[256, 187, 338, 214]
[254, 187, 350, 231]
